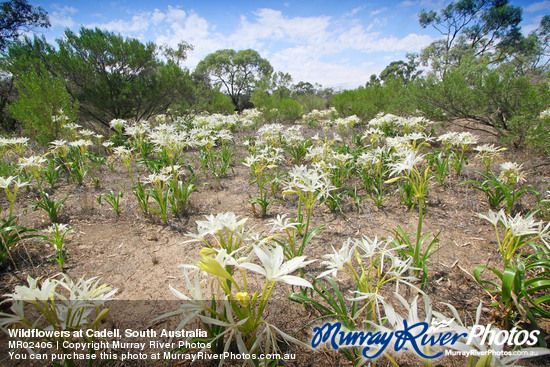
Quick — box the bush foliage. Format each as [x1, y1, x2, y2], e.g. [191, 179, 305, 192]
[8, 63, 78, 144]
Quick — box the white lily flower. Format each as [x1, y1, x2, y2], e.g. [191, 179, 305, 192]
[354, 235, 385, 258]
[240, 245, 314, 287]
[318, 239, 355, 278]
[269, 214, 299, 232]
[18, 155, 46, 170]
[69, 139, 92, 148]
[501, 212, 543, 237]
[7, 276, 57, 301]
[388, 149, 423, 176]
[155, 268, 209, 332]
[477, 209, 504, 227]
[0, 176, 29, 190]
[109, 119, 127, 131]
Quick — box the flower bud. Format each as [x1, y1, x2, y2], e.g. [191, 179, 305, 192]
[235, 292, 250, 307]
[199, 247, 216, 257]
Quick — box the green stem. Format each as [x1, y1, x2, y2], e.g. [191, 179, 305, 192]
[299, 206, 312, 256]
[415, 199, 424, 275]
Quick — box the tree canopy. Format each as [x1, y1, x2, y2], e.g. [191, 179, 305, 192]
[0, 0, 49, 52]
[50, 28, 193, 126]
[418, 0, 523, 76]
[379, 58, 421, 85]
[195, 49, 273, 111]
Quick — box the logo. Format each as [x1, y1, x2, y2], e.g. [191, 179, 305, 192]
[311, 321, 540, 359]
[466, 325, 539, 347]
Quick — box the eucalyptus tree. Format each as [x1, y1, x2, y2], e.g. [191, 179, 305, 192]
[0, 0, 49, 52]
[195, 49, 273, 111]
[52, 28, 194, 126]
[418, 0, 522, 77]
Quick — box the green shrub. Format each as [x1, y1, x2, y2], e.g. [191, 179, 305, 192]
[416, 64, 550, 149]
[332, 79, 415, 120]
[9, 65, 78, 144]
[208, 90, 236, 114]
[253, 91, 304, 123]
[522, 111, 550, 154]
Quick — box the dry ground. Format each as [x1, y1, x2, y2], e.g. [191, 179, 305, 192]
[1, 121, 549, 366]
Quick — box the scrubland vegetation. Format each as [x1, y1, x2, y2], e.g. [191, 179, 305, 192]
[0, 0, 550, 366]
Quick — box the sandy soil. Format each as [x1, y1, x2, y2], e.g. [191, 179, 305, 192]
[1, 121, 549, 366]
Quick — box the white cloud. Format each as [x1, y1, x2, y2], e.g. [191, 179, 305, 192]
[155, 10, 226, 66]
[50, 6, 77, 28]
[399, 0, 445, 8]
[223, 9, 432, 87]
[228, 8, 332, 49]
[524, 1, 550, 12]
[270, 47, 378, 88]
[370, 7, 387, 16]
[151, 9, 165, 25]
[346, 6, 366, 17]
[87, 13, 151, 33]
[522, 15, 546, 35]
[165, 6, 187, 23]
[366, 17, 387, 31]
[335, 25, 431, 53]
[84, 6, 186, 35]
[75, 5, 433, 88]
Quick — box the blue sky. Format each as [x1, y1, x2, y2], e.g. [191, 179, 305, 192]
[30, 0, 550, 89]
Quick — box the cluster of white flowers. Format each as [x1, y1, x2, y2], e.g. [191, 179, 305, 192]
[388, 148, 424, 176]
[302, 107, 338, 124]
[69, 139, 93, 149]
[45, 223, 72, 235]
[109, 119, 127, 132]
[372, 113, 432, 131]
[155, 114, 167, 124]
[193, 114, 239, 130]
[478, 209, 548, 239]
[401, 116, 434, 132]
[52, 111, 69, 124]
[243, 145, 285, 169]
[283, 126, 305, 145]
[334, 115, 360, 130]
[18, 155, 46, 170]
[305, 144, 326, 163]
[368, 113, 401, 129]
[79, 129, 95, 138]
[285, 165, 335, 198]
[437, 131, 478, 148]
[102, 114, 243, 159]
[499, 161, 526, 185]
[268, 213, 299, 232]
[49, 139, 67, 149]
[144, 172, 172, 187]
[356, 146, 392, 170]
[239, 108, 262, 126]
[318, 235, 416, 308]
[112, 146, 133, 157]
[148, 124, 190, 152]
[256, 123, 285, 146]
[0, 136, 29, 148]
[185, 212, 252, 251]
[361, 127, 385, 144]
[0, 175, 29, 190]
[0, 274, 117, 338]
[125, 120, 151, 137]
[64, 122, 81, 131]
[474, 143, 505, 159]
[189, 127, 233, 149]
